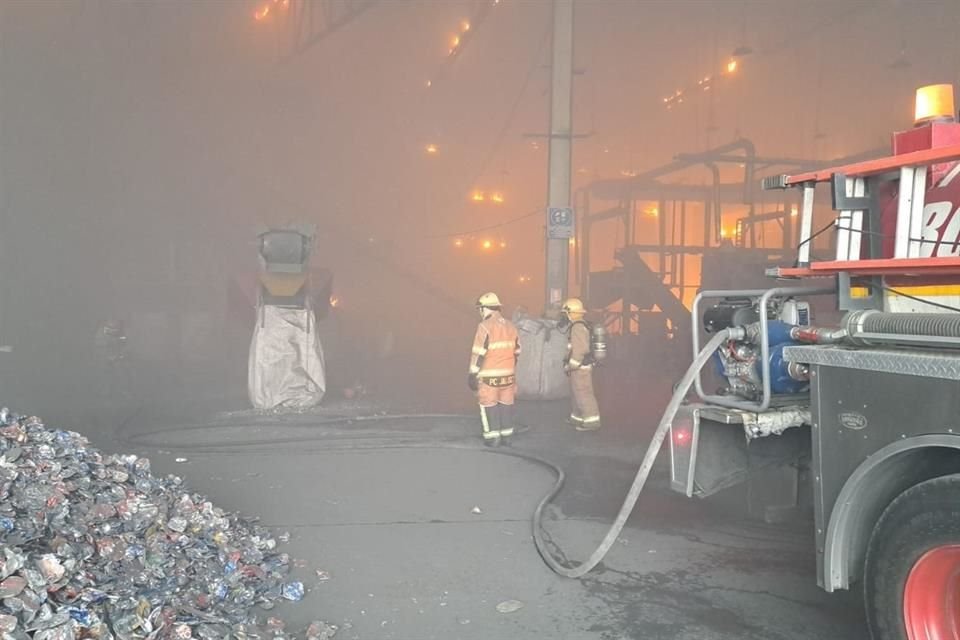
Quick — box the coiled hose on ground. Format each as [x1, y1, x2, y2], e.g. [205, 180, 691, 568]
[535, 328, 730, 577]
[117, 329, 729, 579]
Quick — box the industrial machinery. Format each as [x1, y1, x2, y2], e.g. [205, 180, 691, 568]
[248, 226, 328, 410]
[577, 138, 883, 340]
[256, 227, 315, 309]
[665, 85, 960, 639]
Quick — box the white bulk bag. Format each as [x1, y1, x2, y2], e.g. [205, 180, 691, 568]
[515, 315, 569, 400]
[248, 304, 326, 409]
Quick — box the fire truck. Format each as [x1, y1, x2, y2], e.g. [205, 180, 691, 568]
[668, 84, 960, 639]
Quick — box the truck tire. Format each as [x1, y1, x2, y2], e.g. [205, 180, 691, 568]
[864, 473, 960, 640]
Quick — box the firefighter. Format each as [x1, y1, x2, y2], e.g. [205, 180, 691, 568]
[467, 292, 521, 446]
[561, 298, 601, 431]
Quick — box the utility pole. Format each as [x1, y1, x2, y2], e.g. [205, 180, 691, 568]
[0, 5, 7, 352]
[544, 0, 574, 314]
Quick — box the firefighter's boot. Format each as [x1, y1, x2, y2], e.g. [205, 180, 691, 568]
[481, 405, 502, 446]
[499, 403, 516, 444]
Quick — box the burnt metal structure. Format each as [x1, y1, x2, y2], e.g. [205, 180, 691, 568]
[575, 139, 883, 339]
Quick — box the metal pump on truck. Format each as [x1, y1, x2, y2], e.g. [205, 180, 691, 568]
[700, 295, 813, 400]
[535, 84, 960, 640]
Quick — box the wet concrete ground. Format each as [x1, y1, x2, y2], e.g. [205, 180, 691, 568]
[110, 400, 868, 640]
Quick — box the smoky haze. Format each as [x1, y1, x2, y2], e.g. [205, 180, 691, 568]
[0, 0, 958, 429]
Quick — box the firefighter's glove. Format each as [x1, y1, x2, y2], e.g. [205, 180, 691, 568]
[467, 373, 479, 392]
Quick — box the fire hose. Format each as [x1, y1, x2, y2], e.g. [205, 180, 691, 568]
[117, 329, 729, 579]
[534, 328, 731, 577]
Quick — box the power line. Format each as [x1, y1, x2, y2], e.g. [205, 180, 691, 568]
[758, 4, 871, 59]
[794, 224, 960, 311]
[292, 0, 381, 56]
[459, 22, 550, 194]
[797, 219, 952, 262]
[428, 21, 551, 239]
[427, 208, 540, 239]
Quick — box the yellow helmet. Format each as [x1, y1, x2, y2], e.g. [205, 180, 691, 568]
[476, 292, 502, 308]
[561, 297, 585, 317]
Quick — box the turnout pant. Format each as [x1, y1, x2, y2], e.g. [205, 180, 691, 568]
[569, 367, 600, 429]
[478, 380, 516, 441]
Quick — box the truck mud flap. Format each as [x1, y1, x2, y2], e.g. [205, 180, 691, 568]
[670, 404, 809, 499]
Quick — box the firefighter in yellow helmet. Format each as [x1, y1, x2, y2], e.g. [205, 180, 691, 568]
[561, 297, 601, 431]
[467, 292, 521, 446]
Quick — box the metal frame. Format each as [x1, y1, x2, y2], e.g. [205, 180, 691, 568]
[766, 143, 960, 280]
[777, 256, 960, 277]
[898, 166, 929, 258]
[834, 176, 867, 262]
[691, 286, 836, 411]
[579, 140, 883, 334]
[785, 344, 960, 380]
[668, 403, 811, 508]
[580, 141, 797, 296]
[797, 184, 815, 266]
[783, 144, 960, 186]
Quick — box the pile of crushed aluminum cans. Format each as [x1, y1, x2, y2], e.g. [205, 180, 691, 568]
[0, 408, 335, 640]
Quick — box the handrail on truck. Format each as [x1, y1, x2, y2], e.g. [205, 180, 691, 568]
[763, 143, 960, 279]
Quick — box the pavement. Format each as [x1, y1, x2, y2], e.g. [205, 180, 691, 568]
[104, 398, 869, 640]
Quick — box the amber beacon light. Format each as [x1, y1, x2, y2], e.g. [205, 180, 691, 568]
[914, 84, 956, 124]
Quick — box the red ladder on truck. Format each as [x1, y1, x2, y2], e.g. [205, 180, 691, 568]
[763, 138, 960, 314]
[764, 144, 960, 276]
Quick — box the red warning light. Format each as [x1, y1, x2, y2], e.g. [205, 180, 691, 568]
[673, 428, 692, 447]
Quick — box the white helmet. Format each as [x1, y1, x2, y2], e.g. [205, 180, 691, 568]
[561, 297, 586, 318]
[476, 292, 502, 309]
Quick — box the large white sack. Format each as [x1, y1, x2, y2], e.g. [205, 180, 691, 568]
[248, 304, 326, 409]
[514, 315, 569, 400]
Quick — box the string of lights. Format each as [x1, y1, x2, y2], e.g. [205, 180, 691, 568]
[425, 0, 502, 90]
[421, 1, 511, 158]
[455, 23, 551, 203]
[424, 17, 550, 248]
[662, 57, 742, 110]
[249, 1, 545, 255]
[421, 0, 516, 165]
